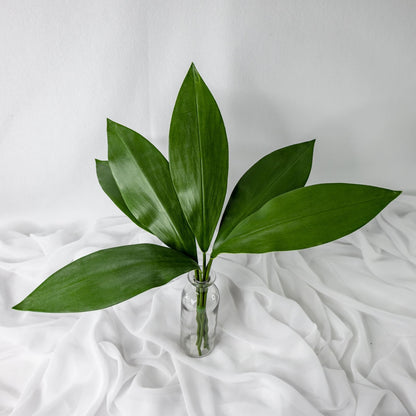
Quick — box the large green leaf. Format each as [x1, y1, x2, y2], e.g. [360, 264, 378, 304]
[212, 183, 401, 255]
[169, 63, 228, 252]
[216, 140, 315, 245]
[107, 119, 197, 260]
[13, 244, 199, 312]
[95, 159, 148, 230]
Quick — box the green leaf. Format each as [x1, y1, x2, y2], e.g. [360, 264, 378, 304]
[215, 140, 315, 246]
[107, 119, 197, 260]
[169, 63, 228, 252]
[95, 159, 149, 230]
[13, 244, 199, 312]
[212, 183, 401, 255]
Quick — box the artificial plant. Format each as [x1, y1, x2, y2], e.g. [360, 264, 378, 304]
[13, 64, 400, 355]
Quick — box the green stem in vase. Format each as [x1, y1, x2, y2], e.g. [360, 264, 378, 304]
[194, 253, 214, 355]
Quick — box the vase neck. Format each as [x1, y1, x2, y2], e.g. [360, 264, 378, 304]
[187, 270, 216, 287]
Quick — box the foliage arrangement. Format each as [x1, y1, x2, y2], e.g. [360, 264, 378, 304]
[13, 64, 400, 355]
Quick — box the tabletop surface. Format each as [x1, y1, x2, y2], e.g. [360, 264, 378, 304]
[1, 194, 415, 416]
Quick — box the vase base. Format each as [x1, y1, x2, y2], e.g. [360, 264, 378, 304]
[181, 334, 215, 358]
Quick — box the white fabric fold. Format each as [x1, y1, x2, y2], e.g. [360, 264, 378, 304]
[1, 195, 416, 415]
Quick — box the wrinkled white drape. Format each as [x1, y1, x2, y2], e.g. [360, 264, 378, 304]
[1, 194, 415, 415]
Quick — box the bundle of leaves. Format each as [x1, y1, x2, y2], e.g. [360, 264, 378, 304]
[13, 63, 400, 315]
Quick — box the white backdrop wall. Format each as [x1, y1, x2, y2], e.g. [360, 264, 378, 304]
[1, 0, 415, 223]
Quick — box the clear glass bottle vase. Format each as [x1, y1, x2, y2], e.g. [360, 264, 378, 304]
[180, 270, 219, 357]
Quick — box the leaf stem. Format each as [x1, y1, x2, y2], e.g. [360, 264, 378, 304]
[194, 252, 214, 355]
[204, 257, 214, 282]
[202, 252, 207, 280]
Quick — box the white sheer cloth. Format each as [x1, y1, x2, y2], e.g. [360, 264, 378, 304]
[1, 194, 415, 415]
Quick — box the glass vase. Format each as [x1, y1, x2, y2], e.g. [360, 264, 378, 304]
[180, 270, 219, 357]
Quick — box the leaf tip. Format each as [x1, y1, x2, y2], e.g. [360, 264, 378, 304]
[382, 188, 402, 202]
[106, 118, 117, 132]
[304, 139, 316, 151]
[188, 62, 201, 80]
[12, 294, 41, 311]
[12, 301, 25, 311]
[95, 159, 107, 178]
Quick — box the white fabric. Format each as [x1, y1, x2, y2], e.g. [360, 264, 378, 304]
[1, 194, 416, 416]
